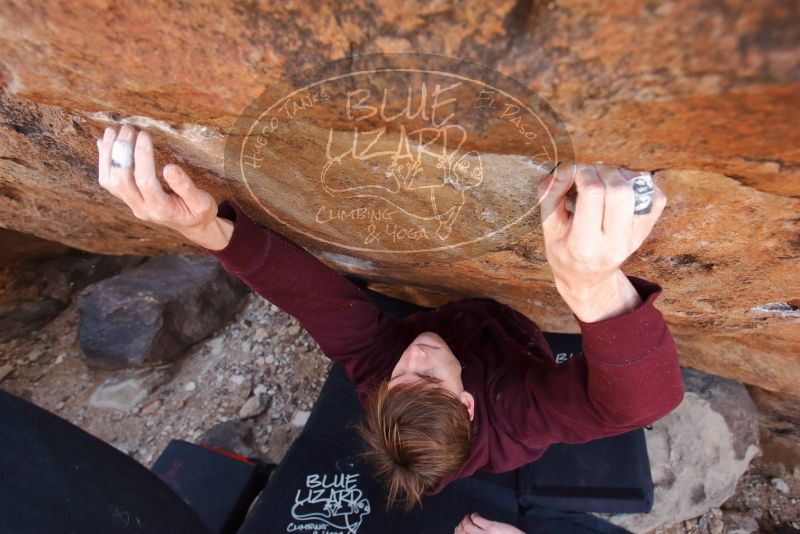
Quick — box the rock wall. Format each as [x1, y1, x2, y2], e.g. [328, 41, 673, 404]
[0, 1, 798, 394]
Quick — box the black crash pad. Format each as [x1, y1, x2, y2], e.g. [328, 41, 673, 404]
[238, 359, 642, 534]
[0, 389, 209, 534]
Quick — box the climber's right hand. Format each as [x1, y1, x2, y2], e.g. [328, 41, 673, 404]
[96, 125, 233, 250]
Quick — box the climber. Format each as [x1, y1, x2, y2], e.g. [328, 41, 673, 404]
[96, 124, 684, 512]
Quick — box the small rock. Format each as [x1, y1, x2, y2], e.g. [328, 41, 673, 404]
[230, 374, 246, 386]
[184, 381, 197, 392]
[238, 394, 269, 419]
[287, 324, 301, 337]
[199, 420, 257, 458]
[241, 340, 252, 353]
[26, 348, 43, 363]
[89, 376, 149, 411]
[291, 410, 311, 428]
[140, 399, 161, 415]
[254, 327, 268, 341]
[254, 384, 267, 395]
[770, 477, 790, 494]
[53, 353, 65, 365]
[265, 354, 275, 365]
[0, 363, 13, 382]
[210, 337, 224, 356]
[113, 442, 139, 456]
[255, 356, 265, 366]
[722, 512, 759, 534]
[708, 513, 724, 534]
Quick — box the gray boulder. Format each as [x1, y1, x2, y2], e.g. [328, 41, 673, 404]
[0, 251, 144, 342]
[601, 368, 761, 533]
[77, 254, 248, 368]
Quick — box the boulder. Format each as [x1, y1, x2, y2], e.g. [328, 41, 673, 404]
[601, 368, 761, 533]
[77, 255, 248, 369]
[0, 1, 798, 395]
[0, 250, 144, 342]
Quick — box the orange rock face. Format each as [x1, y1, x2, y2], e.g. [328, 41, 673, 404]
[0, 1, 798, 393]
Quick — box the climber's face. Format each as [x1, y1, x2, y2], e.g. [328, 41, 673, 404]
[388, 331, 475, 420]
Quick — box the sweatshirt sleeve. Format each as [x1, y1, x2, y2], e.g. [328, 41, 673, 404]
[493, 275, 684, 449]
[198, 200, 403, 387]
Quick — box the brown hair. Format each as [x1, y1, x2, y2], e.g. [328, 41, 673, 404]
[357, 377, 473, 512]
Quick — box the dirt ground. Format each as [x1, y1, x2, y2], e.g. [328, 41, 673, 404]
[1, 291, 798, 533]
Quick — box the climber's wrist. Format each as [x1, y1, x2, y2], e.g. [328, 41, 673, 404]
[180, 217, 234, 251]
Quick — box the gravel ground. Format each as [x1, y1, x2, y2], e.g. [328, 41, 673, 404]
[652, 466, 800, 533]
[0, 290, 798, 532]
[0, 291, 331, 467]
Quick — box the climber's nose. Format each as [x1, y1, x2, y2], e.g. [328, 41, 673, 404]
[406, 344, 430, 369]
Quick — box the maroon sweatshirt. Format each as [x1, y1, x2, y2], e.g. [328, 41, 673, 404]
[202, 200, 684, 495]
